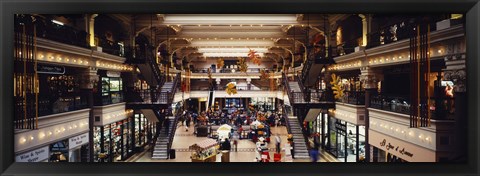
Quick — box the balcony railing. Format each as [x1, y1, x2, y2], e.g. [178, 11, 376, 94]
[35, 96, 88, 117]
[216, 86, 269, 91]
[369, 94, 410, 115]
[336, 91, 365, 105]
[369, 94, 454, 119]
[191, 68, 276, 73]
[101, 93, 124, 105]
[366, 17, 459, 49]
[97, 36, 123, 57]
[15, 14, 127, 57]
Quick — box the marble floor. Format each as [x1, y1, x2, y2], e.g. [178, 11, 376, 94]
[132, 122, 338, 162]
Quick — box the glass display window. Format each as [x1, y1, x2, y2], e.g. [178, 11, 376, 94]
[103, 124, 111, 162]
[134, 114, 141, 147]
[99, 77, 124, 105]
[49, 140, 69, 162]
[93, 126, 103, 162]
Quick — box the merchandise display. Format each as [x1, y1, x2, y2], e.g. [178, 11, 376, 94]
[189, 139, 219, 162]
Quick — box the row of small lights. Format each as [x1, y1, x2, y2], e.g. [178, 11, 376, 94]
[194, 46, 271, 49]
[19, 120, 89, 144]
[33, 52, 134, 71]
[192, 37, 275, 41]
[96, 61, 134, 71]
[329, 60, 362, 71]
[328, 109, 356, 121]
[329, 49, 445, 71]
[104, 109, 134, 120]
[370, 121, 432, 143]
[187, 24, 302, 27]
[36, 53, 90, 66]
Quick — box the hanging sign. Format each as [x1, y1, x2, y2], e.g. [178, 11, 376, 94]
[106, 71, 121, 77]
[15, 146, 49, 162]
[69, 133, 89, 149]
[36, 63, 65, 74]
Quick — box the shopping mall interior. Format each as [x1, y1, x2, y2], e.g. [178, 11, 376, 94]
[13, 14, 467, 163]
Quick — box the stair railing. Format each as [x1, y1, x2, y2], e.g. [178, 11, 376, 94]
[282, 105, 292, 134]
[166, 106, 182, 158]
[282, 72, 295, 105]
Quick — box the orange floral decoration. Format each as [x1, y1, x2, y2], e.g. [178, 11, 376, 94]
[248, 49, 261, 65]
[259, 69, 270, 80]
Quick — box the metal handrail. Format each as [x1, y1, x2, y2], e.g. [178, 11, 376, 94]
[167, 106, 182, 157]
[282, 105, 292, 135]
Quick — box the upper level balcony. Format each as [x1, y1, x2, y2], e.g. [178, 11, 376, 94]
[369, 94, 455, 120]
[336, 91, 365, 105]
[15, 14, 126, 62]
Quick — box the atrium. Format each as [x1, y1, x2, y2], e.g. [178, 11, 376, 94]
[13, 14, 467, 163]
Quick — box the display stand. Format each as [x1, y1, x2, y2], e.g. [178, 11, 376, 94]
[189, 139, 219, 162]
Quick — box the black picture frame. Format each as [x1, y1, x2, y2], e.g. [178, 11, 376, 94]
[1, 0, 479, 176]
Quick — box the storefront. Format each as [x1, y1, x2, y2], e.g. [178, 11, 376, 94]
[368, 129, 436, 162]
[133, 113, 156, 149]
[92, 103, 133, 162]
[93, 118, 133, 162]
[250, 97, 276, 112]
[34, 64, 89, 117]
[96, 70, 123, 106]
[68, 133, 90, 162]
[325, 105, 366, 162]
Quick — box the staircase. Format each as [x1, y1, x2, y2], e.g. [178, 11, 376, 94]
[300, 46, 335, 88]
[152, 117, 175, 159]
[283, 106, 310, 159]
[289, 81, 302, 92]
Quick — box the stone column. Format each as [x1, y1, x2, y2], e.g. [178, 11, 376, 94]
[79, 67, 99, 162]
[359, 66, 383, 162]
[88, 14, 98, 47]
[358, 14, 369, 47]
[443, 43, 467, 161]
[246, 78, 251, 90]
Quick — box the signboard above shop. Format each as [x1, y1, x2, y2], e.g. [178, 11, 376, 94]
[69, 133, 89, 149]
[15, 146, 49, 162]
[106, 71, 121, 77]
[36, 63, 65, 74]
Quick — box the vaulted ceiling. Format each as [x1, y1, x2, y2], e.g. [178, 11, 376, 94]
[108, 14, 352, 64]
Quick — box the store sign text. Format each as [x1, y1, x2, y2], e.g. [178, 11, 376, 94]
[69, 133, 89, 149]
[380, 139, 414, 157]
[37, 64, 65, 74]
[15, 146, 49, 162]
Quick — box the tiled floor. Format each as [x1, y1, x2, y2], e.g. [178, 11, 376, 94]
[133, 122, 335, 162]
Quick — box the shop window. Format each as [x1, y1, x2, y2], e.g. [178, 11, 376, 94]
[49, 140, 69, 162]
[98, 77, 124, 105]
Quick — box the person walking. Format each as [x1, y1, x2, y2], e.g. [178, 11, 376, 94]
[275, 134, 282, 154]
[232, 132, 239, 152]
[309, 143, 319, 162]
[185, 114, 191, 132]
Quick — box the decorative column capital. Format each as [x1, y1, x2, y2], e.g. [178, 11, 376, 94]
[79, 67, 99, 89]
[360, 67, 383, 89]
[444, 53, 466, 92]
